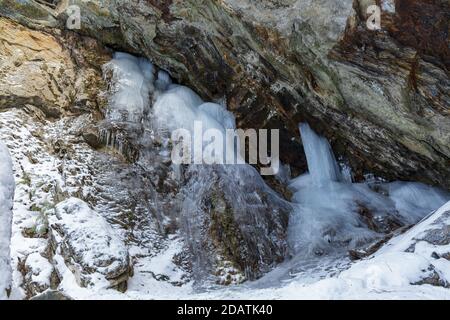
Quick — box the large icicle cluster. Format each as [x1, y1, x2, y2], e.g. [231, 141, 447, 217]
[103, 52, 239, 165]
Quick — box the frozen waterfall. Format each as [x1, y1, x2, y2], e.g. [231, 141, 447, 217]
[101, 52, 449, 277]
[103, 52, 155, 123]
[288, 123, 449, 256]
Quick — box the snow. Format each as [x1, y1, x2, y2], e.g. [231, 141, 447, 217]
[0, 141, 14, 299]
[49, 198, 450, 301]
[25, 252, 53, 288]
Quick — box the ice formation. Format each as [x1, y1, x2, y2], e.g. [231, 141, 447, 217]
[299, 123, 342, 185]
[104, 52, 240, 165]
[101, 53, 289, 281]
[0, 142, 14, 299]
[103, 52, 155, 123]
[288, 123, 449, 256]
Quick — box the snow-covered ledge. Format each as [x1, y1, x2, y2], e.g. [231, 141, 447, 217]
[0, 142, 14, 299]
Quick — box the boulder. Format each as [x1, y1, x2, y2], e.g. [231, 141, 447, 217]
[49, 198, 132, 292]
[180, 165, 290, 281]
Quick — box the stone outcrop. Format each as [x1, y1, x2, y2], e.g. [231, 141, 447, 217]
[1, 0, 448, 189]
[391, 201, 450, 288]
[0, 17, 109, 118]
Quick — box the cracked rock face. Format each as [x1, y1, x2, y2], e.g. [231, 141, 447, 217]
[3, 0, 447, 189]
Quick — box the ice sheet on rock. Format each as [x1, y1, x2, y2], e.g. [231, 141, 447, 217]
[0, 142, 14, 299]
[152, 85, 203, 132]
[299, 123, 342, 185]
[155, 70, 172, 92]
[197, 103, 236, 130]
[152, 84, 241, 165]
[180, 164, 290, 282]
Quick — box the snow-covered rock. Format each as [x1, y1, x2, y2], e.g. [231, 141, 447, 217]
[0, 142, 14, 299]
[284, 201, 450, 298]
[192, 201, 450, 300]
[49, 198, 132, 292]
[368, 200, 450, 288]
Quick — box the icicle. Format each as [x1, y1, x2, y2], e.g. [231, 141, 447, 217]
[299, 123, 342, 186]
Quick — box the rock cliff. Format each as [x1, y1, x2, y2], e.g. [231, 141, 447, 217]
[1, 0, 448, 189]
